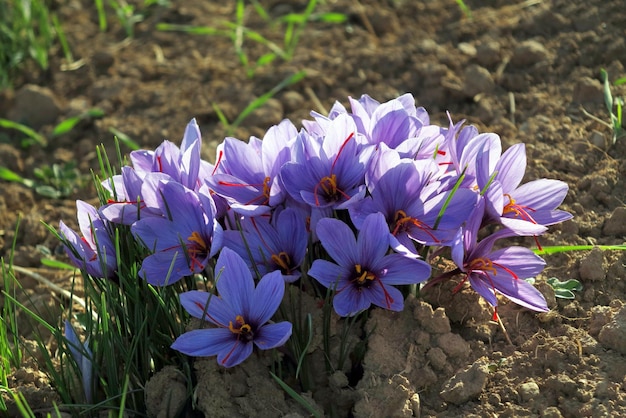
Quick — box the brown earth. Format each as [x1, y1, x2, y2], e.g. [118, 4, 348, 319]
[2, 0, 626, 416]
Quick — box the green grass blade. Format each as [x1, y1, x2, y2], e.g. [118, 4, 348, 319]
[0, 118, 47, 146]
[601, 69, 614, 115]
[52, 109, 104, 137]
[52, 13, 73, 63]
[94, 0, 107, 31]
[270, 372, 321, 418]
[0, 166, 27, 184]
[108, 127, 140, 151]
[455, 0, 473, 19]
[533, 244, 626, 255]
[230, 70, 306, 130]
[155, 23, 227, 36]
[40, 258, 78, 270]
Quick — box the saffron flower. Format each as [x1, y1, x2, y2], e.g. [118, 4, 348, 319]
[131, 181, 222, 286]
[222, 208, 308, 282]
[171, 248, 292, 367]
[281, 114, 372, 210]
[207, 119, 298, 216]
[64, 320, 94, 403]
[476, 143, 572, 235]
[59, 200, 117, 278]
[129, 118, 209, 191]
[350, 145, 478, 254]
[449, 200, 549, 315]
[308, 213, 431, 317]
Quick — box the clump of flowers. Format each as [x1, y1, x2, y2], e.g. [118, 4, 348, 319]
[58, 93, 571, 406]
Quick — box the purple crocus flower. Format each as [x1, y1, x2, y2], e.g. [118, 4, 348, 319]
[206, 119, 298, 216]
[449, 200, 548, 317]
[171, 248, 292, 367]
[351, 145, 478, 254]
[222, 208, 307, 282]
[59, 200, 117, 279]
[99, 167, 169, 225]
[308, 213, 431, 317]
[131, 181, 223, 286]
[64, 320, 94, 403]
[281, 114, 372, 210]
[130, 118, 213, 191]
[476, 143, 572, 235]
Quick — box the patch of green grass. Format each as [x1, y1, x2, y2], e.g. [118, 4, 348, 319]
[94, 0, 170, 38]
[601, 69, 626, 144]
[213, 70, 307, 136]
[0, 0, 65, 89]
[0, 111, 104, 199]
[0, 161, 90, 199]
[157, 0, 346, 78]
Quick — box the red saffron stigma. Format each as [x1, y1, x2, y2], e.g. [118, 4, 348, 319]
[212, 150, 224, 176]
[331, 132, 354, 173]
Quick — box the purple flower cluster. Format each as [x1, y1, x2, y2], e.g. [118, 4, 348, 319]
[59, 93, 572, 367]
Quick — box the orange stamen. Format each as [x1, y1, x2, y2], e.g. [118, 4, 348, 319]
[313, 173, 351, 206]
[391, 210, 440, 242]
[271, 252, 291, 272]
[503, 194, 537, 223]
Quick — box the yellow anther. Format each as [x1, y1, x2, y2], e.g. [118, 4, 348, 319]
[228, 315, 251, 335]
[319, 174, 338, 195]
[271, 252, 291, 272]
[188, 231, 207, 249]
[262, 176, 271, 199]
[354, 264, 376, 284]
[470, 257, 497, 275]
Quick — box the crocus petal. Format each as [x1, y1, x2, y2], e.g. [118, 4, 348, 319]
[64, 321, 93, 403]
[214, 248, 255, 317]
[526, 209, 573, 226]
[171, 328, 236, 358]
[249, 271, 285, 325]
[139, 250, 191, 285]
[469, 274, 499, 307]
[495, 143, 526, 193]
[179, 291, 233, 327]
[315, 218, 358, 267]
[357, 213, 390, 265]
[132, 217, 183, 252]
[254, 322, 293, 350]
[333, 287, 372, 317]
[377, 254, 431, 285]
[367, 280, 404, 312]
[218, 339, 254, 368]
[308, 260, 349, 289]
[489, 247, 546, 280]
[492, 277, 549, 312]
[511, 179, 569, 211]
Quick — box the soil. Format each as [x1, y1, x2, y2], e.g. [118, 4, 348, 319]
[2, 0, 626, 417]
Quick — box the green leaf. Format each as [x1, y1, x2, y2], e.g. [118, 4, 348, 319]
[0, 118, 47, 146]
[35, 185, 62, 199]
[270, 372, 321, 418]
[546, 277, 583, 299]
[40, 258, 77, 270]
[601, 69, 614, 114]
[614, 76, 626, 86]
[256, 52, 276, 67]
[52, 109, 104, 137]
[109, 127, 140, 151]
[0, 166, 26, 183]
[313, 12, 348, 23]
